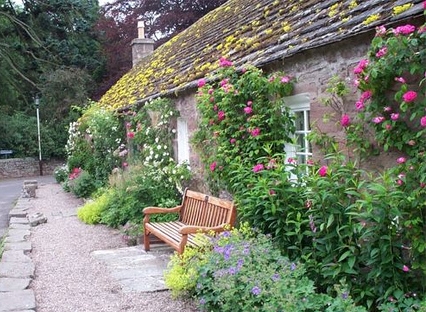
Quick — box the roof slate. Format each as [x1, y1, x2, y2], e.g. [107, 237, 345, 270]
[99, 0, 425, 111]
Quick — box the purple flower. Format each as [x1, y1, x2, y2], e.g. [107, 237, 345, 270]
[251, 286, 261, 296]
[271, 273, 280, 282]
[290, 263, 297, 271]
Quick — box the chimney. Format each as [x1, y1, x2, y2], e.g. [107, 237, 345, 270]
[131, 21, 154, 67]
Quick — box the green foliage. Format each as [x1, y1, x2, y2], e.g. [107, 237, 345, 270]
[193, 61, 295, 193]
[166, 225, 366, 312]
[66, 103, 124, 189]
[68, 170, 96, 198]
[77, 190, 111, 224]
[53, 164, 68, 183]
[99, 163, 190, 228]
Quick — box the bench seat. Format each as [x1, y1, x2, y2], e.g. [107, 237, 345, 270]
[143, 189, 236, 254]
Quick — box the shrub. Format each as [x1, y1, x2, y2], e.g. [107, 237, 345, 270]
[77, 190, 111, 224]
[53, 165, 68, 183]
[68, 170, 96, 198]
[166, 225, 366, 312]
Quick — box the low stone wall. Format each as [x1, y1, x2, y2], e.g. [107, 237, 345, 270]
[0, 158, 64, 179]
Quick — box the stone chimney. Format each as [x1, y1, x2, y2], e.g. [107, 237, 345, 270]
[131, 21, 154, 67]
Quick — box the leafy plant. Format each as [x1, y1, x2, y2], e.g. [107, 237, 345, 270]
[53, 164, 68, 183]
[68, 170, 96, 198]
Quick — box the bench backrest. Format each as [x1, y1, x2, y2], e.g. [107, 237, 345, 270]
[180, 189, 236, 227]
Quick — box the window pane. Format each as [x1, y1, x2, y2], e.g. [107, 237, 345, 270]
[295, 112, 304, 131]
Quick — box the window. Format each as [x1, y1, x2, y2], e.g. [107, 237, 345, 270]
[177, 118, 190, 164]
[283, 93, 312, 164]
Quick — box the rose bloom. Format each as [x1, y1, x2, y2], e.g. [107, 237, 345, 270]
[197, 79, 206, 87]
[372, 116, 385, 124]
[340, 114, 350, 127]
[390, 113, 399, 121]
[375, 25, 386, 36]
[420, 116, 426, 127]
[355, 101, 365, 110]
[247, 100, 253, 106]
[127, 131, 135, 139]
[219, 56, 233, 67]
[353, 59, 368, 74]
[252, 163, 264, 173]
[376, 46, 387, 58]
[360, 90, 372, 101]
[250, 127, 261, 137]
[318, 166, 328, 177]
[210, 161, 217, 171]
[244, 106, 253, 114]
[230, 138, 236, 144]
[397, 157, 406, 164]
[394, 24, 416, 35]
[218, 110, 225, 121]
[281, 76, 290, 83]
[395, 77, 406, 83]
[402, 90, 417, 102]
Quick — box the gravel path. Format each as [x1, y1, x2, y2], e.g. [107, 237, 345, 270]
[29, 182, 197, 312]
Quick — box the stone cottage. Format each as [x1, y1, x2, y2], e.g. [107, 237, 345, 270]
[98, 0, 425, 190]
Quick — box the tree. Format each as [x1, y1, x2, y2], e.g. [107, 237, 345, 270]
[95, 0, 228, 98]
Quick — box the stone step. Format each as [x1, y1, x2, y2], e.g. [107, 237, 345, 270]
[0, 289, 36, 311]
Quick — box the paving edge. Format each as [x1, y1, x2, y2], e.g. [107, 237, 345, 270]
[0, 194, 36, 312]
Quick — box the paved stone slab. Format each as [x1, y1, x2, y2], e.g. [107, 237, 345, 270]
[0, 289, 36, 311]
[9, 223, 30, 230]
[1, 250, 32, 263]
[4, 241, 32, 252]
[0, 261, 35, 278]
[91, 245, 173, 293]
[9, 217, 29, 225]
[0, 277, 31, 292]
[4, 229, 30, 243]
[9, 209, 28, 218]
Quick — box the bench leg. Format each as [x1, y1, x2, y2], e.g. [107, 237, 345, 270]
[144, 230, 150, 251]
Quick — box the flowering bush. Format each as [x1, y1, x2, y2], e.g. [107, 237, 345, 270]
[193, 59, 295, 192]
[166, 224, 367, 312]
[66, 102, 124, 190]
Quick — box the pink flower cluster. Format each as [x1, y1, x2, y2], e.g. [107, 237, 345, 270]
[353, 59, 368, 75]
[376, 46, 387, 58]
[252, 163, 264, 173]
[250, 127, 261, 137]
[219, 57, 233, 67]
[318, 166, 328, 177]
[69, 167, 82, 180]
[393, 24, 416, 36]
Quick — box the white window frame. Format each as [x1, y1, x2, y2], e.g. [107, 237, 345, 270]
[283, 93, 312, 165]
[177, 117, 190, 164]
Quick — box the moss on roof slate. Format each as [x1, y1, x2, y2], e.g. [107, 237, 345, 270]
[98, 0, 424, 111]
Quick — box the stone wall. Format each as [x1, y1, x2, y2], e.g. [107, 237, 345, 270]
[0, 158, 64, 179]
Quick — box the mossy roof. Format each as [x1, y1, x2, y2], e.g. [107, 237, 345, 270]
[99, 0, 424, 111]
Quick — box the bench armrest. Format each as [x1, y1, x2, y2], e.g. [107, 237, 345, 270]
[179, 223, 230, 235]
[143, 205, 182, 215]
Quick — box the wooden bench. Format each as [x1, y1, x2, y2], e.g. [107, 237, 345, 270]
[143, 189, 237, 254]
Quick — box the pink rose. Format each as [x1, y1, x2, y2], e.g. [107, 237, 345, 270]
[280, 76, 290, 83]
[420, 116, 426, 127]
[218, 110, 225, 121]
[394, 25, 416, 35]
[210, 161, 217, 171]
[390, 113, 399, 121]
[397, 157, 406, 164]
[340, 114, 350, 127]
[395, 77, 406, 83]
[219, 57, 233, 67]
[247, 100, 253, 106]
[230, 138, 236, 144]
[360, 90, 372, 101]
[197, 79, 206, 87]
[318, 166, 328, 177]
[376, 46, 387, 58]
[244, 106, 253, 114]
[355, 101, 365, 111]
[402, 265, 410, 272]
[252, 164, 264, 173]
[250, 128, 261, 137]
[372, 116, 385, 124]
[127, 132, 135, 139]
[375, 25, 386, 36]
[208, 88, 214, 94]
[353, 59, 369, 74]
[402, 91, 417, 102]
